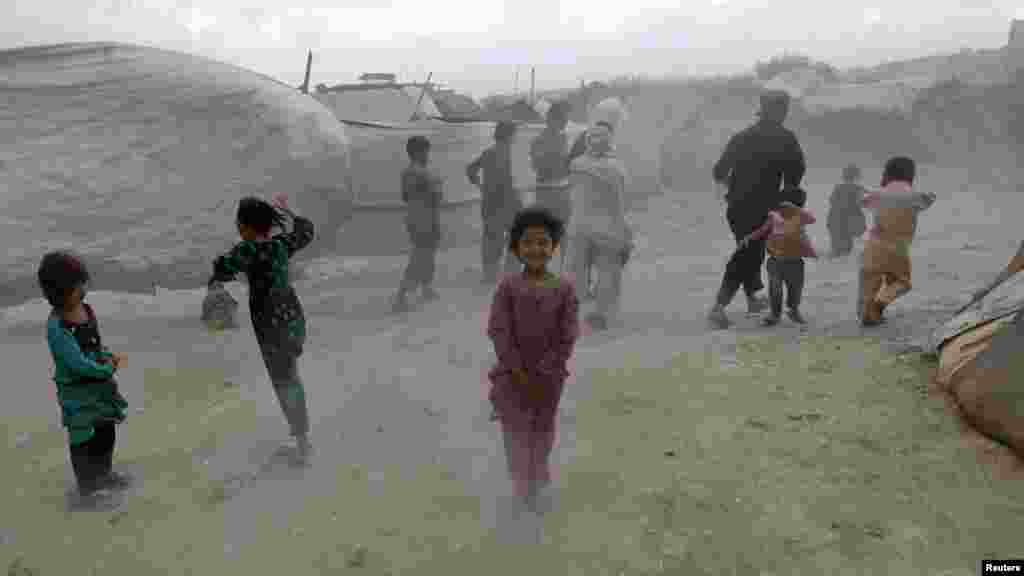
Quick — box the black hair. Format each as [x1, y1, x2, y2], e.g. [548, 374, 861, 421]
[406, 135, 431, 159]
[236, 196, 287, 236]
[508, 206, 565, 253]
[546, 100, 571, 123]
[781, 186, 807, 208]
[759, 90, 790, 122]
[881, 156, 915, 186]
[494, 121, 517, 141]
[38, 250, 90, 308]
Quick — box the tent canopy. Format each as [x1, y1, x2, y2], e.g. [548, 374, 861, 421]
[0, 42, 353, 303]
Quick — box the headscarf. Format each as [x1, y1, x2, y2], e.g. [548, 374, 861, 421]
[586, 97, 628, 156]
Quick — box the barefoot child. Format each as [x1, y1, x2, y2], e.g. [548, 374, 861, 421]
[209, 194, 314, 462]
[858, 156, 937, 326]
[738, 186, 818, 325]
[39, 251, 130, 505]
[395, 135, 443, 310]
[486, 207, 580, 511]
[468, 122, 522, 284]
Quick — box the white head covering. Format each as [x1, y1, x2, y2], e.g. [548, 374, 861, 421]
[533, 98, 552, 119]
[589, 97, 629, 133]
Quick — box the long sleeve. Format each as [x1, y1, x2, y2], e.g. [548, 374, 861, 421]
[209, 241, 256, 286]
[487, 280, 523, 372]
[528, 136, 543, 174]
[800, 208, 816, 225]
[863, 190, 934, 210]
[745, 217, 775, 243]
[466, 151, 486, 185]
[781, 132, 806, 189]
[274, 214, 315, 257]
[429, 173, 443, 208]
[568, 132, 588, 164]
[829, 184, 843, 207]
[47, 319, 115, 381]
[401, 170, 416, 203]
[712, 132, 740, 184]
[536, 284, 580, 379]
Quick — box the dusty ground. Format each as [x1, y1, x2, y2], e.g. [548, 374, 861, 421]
[3, 164, 1023, 574]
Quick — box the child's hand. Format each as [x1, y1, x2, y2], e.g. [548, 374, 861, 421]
[271, 193, 291, 212]
[111, 353, 125, 370]
[512, 368, 528, 388]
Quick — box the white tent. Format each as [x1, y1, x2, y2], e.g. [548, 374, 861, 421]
[0, 42, 352, 301]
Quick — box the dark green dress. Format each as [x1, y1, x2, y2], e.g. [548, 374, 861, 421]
[46, 304, 128, 446]
[210, 215, 315, 368]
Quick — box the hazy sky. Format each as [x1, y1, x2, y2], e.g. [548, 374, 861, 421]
[5, 0, 1023, 96]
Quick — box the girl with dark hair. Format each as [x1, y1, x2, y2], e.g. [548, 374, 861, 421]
[39, 251, 130, 506]
[209, 193, 315, 463]
[486, 206, 580, 512]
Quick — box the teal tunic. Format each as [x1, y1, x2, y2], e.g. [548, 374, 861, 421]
[46, 304, 128, 446]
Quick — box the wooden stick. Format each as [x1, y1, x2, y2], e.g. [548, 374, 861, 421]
[410, 72, 433, 121]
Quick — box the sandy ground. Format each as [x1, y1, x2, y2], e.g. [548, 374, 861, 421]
[4, 165, 1024, 574]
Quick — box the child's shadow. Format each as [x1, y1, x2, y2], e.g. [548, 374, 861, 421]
[258, 445, 310, 475]
[207, 445, 310, 506]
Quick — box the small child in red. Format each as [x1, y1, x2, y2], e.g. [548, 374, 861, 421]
[739, 187, 817, 325]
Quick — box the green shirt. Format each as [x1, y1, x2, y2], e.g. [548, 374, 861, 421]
[46, 308, 127, 445]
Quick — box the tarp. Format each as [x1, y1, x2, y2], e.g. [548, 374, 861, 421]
[929, 272, 1024, 354]
[931, 270, 1024, 458]
[0, 42, 353, 304]
[314, 86, 442, 124]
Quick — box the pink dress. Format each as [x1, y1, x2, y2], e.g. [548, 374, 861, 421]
[486, 274, 579, 498]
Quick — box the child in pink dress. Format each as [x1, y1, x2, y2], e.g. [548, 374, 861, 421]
[486, 206, 580, 512]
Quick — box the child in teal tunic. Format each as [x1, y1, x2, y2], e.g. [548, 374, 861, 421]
[39, 251, 130, 504]
[209, 194, 315, 463]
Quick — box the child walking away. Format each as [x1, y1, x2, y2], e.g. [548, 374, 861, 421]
[468, 122, 523, 284]
[858, 156, 936, 326]
[38, 251, 130, 507]
[395, 135, 444, 311]
[487, 207, 580, 512]
[530, 101, 574, 273]
[827, 164, 867, 258]
[209, 194, 314, 464]
[738, 187, 818, 326]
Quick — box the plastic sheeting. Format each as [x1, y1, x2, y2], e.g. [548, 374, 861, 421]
[0, 43, 352, 304]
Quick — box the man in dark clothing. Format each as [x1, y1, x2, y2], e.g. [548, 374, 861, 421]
[708, 90, 806, 329]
